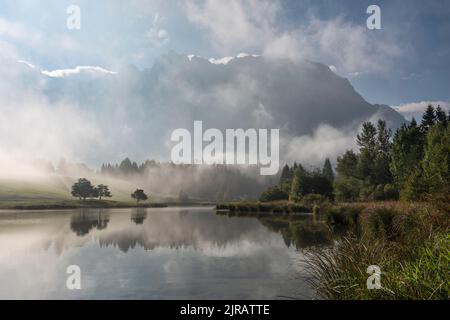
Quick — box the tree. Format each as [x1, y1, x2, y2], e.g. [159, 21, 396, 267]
[290, 164, 307, 200]
[435, 106, 448, 126]
[373, 120, 393, 185]
[96, 184, 112, 200]
[260, 185, 289, 202]
[390, 121, 424, 192]
[376, 120, 392, 156]
[279, 164, 292, 183]
[422, 123, 450, 198]
[356, 122, 378, 182]
[71, 178, 95, 200]
[322, 158, 334, 183]
[290, 165, 333, 200]
[334, 176, 363, 202]
[131, 189, 148, 204]
[357, 122, 378, 153]
[119, 158, 139, 175]
[336, 150, 359, 178]
[420, 105, 436, 133]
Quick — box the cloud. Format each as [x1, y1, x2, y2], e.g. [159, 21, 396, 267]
[183, 0, 402, 75]
[184, 0, 278, 52]
[394, 101, 450, 120]
[17, 60, 36, 69]
[0, 17, 42, 45]
[0, 57, 104, 178]
[0, 16, 80, 60]
[283, 124, 357, 166]
[146, 13, 170, 47]
[187, 53, 259, 64]
[262, 16, 402, 74]
[41, 66, 118, 78]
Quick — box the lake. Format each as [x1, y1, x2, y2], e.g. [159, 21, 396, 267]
[0, 207, 327, 299]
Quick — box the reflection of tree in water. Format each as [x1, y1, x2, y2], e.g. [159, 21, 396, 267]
[258, 216, 332, 249]
[130, 208, 147, 225]
[92, 209, 335, 253]
[97, 209, 269, 253]
[70, 210, 110, 236]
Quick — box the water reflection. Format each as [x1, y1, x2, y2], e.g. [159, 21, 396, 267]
[217, 211, 333, 249]
[258, 217, 332, 249]
[70, 210, 110, 236]
[0, 207, 320, 299]
[130, 209, 147, 225]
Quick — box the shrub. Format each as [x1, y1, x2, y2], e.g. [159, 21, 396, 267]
[363, 208, 398, 240]
[301, 194, 329, 206]
[383, 184, 399, 200]
[306, 203, 450, 300]
[326, 206, 361, 226]
[259, 186, 289, 202]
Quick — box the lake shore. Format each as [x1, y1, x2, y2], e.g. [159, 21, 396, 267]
[216, 200, 450, 299]
[0, 199, 169, 210]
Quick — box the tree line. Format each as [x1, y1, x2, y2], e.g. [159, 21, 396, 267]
[71, 178, 149, 204]
[261, 105, 450, 202]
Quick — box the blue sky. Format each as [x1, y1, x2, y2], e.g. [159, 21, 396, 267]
[0, 0, 449, 106]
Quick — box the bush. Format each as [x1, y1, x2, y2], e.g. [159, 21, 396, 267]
[306, 204, 450, 300]
[334, 177, 362, 201]
[301, 194, 329, 206]
[326, 206, 361, 226]
[383, 184, 399, 200]
[259, 186, 289, 202]
[363, 208, 398, 240]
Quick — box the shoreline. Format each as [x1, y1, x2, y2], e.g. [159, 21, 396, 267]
[0, 199, 220, 210]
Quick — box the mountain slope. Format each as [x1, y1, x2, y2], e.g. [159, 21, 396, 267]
[20, 52, 406, 164]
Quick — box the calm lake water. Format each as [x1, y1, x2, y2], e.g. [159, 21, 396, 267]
[0, 207, 326, 299]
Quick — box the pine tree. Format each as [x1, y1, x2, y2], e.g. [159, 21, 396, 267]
[390, 121, 424, 192]
[290, 164, 306, 200]
[279, 164, 291, 183]
[322, 158, 334, 182]
[374, 120, 393, 184]
[420, 105, 436, 133]
[356, 122, 377, 183]
[357, 122, 378, 153]
[435, 106, 447, 126]
[376, 120, 392, 156]
[336, 150, 359, 178]
[422, 124, 450, 198]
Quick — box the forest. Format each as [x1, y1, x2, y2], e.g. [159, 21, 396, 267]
[260, 105, 449, 204]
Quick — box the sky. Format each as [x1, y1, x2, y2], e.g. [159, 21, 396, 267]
[0, 0, 449, 170]
[1, 0, 449, 106]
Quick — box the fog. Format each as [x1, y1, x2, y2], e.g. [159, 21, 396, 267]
[0, 52, 406, 200]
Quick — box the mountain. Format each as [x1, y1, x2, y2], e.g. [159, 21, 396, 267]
[18, 52, 406, 165]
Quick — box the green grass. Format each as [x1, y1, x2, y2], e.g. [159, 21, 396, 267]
[0, 177, 172, 210]
[305, 202, 450, 300]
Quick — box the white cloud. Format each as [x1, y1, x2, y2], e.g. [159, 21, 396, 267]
[394, 101, 450, 120]
[0, 17, 42, 45]
[41, 66, 118, 78]
[187, 53, 260, 65]
[183, 1, 402, 75]
[0, 56, 111, 178]
[0, 17, 80, 58]
[184, 0, 278, 52]
[17, 60, 36, 69]
[146, 13, 170, 47]
[208, 56, 234, 65]
[283, 124, 357, 166]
